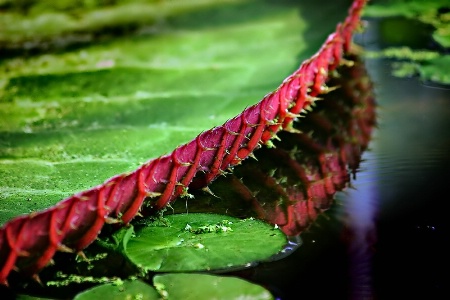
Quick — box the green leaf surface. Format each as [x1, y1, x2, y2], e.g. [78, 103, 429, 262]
[0, 0, 244, 49]
[363, 0, 449, 19]
[153, 273, 274, 300]
[433, 26, 450, 48]
[363, 0, 450, 50]
[418, 55, 450, 84]
[69, 273, 273, 300]
[0, 0, 351, 225]
[124, 213, 286, 272]
[73, 279, 160, 300]
[362, 0, 449, 85]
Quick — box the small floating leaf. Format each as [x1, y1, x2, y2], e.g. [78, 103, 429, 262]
[433, 25, 450, 48]
[124, 213, 287, 272]
[153, 273, 274, 300]
[73, 279, 159, 300]
[419, 55, 450, 84]
[363, 0, 448, 19]
[363, 0, 449, 84]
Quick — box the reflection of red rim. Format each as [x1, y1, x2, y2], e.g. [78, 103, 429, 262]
[0, 0, 367, 285]
[227, 56, 376, 237]
[188, 55, 376, 240]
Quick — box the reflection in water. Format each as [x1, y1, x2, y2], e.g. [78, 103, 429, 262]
[344, 151, 378, 300]
[351, 17, 450, 299]
[172, 54, 378, 294]
[175, 53, 376, 234]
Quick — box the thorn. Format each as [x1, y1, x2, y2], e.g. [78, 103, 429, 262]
[248, 152, 258, 161]
[284, 126, 302, 134]
[272, 134, 281, 141]
[268, 169, 276, 177]
[251, 190, 260, 198]
[202, 186, 219, 198]
[322, 85, 340, 93]
[32, 274, 43, 286]
[265, 140, 276, 148]
[341, 58, 354, 67]
[18, 250, 30, 257]
[306, 95, 322, 102]
[276, 177, 288, 185]
[105, 217, 120, 224]
[218, 169, 229, 176]
[330, 70, 341, 78]
[286, 112, 301, 119]
[146, 191, 162, 198]
[77, 251, 89, 262]
[58, 244, 75, 253]
[231, 157, 243, 165]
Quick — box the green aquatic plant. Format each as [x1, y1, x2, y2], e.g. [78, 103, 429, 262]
[363, 0, 450, 84]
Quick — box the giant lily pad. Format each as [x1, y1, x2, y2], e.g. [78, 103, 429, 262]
[0, 0, 352, 226]
[419, 55, 450, 84]
[123, 213, 287, 272]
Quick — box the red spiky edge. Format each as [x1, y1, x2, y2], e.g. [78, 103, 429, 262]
[0, 0, 367, 285]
